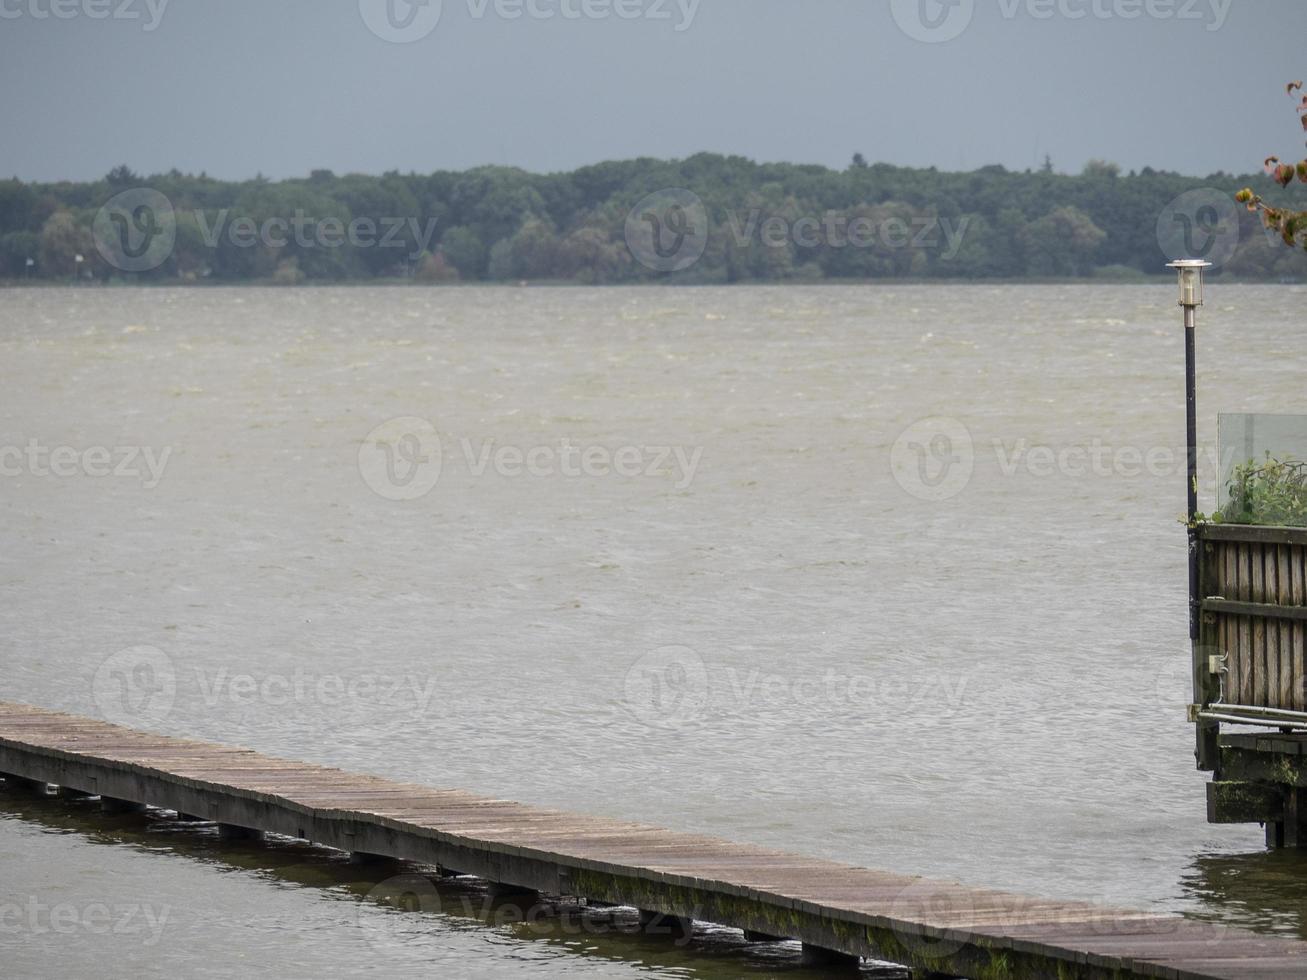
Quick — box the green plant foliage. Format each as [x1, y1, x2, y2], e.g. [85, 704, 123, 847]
[1217, 454, 1307, 527]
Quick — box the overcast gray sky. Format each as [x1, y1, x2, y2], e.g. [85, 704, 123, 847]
[1, 0, 1304, 182]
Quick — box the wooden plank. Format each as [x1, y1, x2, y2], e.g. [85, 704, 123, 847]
[1201, 524, 1307, 547]
[1253, 548, 1268, 707]
[1281, 545, 1296, 711]
[1239, 546, 1255, 707]
[1239, 615, 1255, 707]
[1223, 543, 1241, 704]
[1295, 546, 1307, 712]
[1203, 600, 1307, 623]
[1217, 540, 1232, 596]
[1222, 611, 1235, 705]
[3, 702, 1307, 980]
[1268, 546, 1284, 708]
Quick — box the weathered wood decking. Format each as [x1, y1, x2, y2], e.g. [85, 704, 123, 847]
[2, 702, 1305, 979]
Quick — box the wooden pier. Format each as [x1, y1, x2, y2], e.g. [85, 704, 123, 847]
[3, 701, 1306, 979]
[1191, 523, 1307, 845]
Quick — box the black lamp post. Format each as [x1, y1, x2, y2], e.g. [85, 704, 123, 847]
[1168, 258, 1211, 641]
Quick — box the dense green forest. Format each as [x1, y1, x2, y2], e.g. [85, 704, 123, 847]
[2, 155, 1305, 284]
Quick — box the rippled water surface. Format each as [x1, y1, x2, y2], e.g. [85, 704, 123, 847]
[1, 284, 1305, 977]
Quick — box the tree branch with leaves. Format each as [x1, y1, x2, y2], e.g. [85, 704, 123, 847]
[1235, 81, 1307, 248]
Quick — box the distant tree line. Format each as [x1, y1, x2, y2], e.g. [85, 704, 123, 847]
[2, 155, 1306, 284]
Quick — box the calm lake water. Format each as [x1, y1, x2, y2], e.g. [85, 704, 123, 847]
[1, 284, 1305, 977]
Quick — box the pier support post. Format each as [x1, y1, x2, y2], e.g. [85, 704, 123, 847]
[638, 910, 693, 942]
[1267, 820, 1285, 848]
[57, 786, 94, 800]
[800, 944, 861, 969]
[1266, 788, 1307, 849]
[218, 824, 264, 842]
[100, 797, 147, 814]
[1, 774, 48, 794]
[1286, 788, 1307, 848]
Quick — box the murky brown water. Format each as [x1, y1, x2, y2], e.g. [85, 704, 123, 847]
[1, 284, 1305, 977]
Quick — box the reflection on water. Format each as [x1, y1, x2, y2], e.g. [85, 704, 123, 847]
[0, 789, 906, 978]
[1182, 849, 1307, 939]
